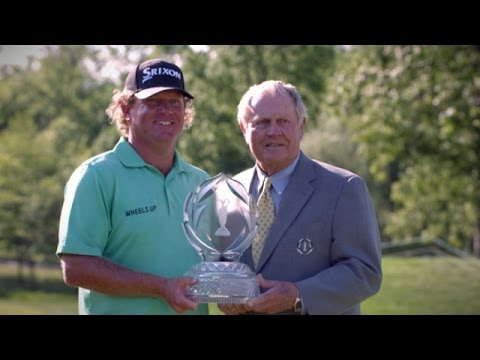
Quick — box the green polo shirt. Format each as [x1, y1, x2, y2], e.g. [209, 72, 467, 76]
[57, 137, 209, 315]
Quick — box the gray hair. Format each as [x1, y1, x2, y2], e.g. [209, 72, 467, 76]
[237, 80, 308, 127]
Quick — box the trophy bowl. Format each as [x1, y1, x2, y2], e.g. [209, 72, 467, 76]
[183, 173, 260, 303]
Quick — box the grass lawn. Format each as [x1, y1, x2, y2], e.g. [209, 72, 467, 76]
[0, 262, 77, 315]
[210, 256, 480, 315]
[362, 256, 480, 315]
[1, 257, 479, 314]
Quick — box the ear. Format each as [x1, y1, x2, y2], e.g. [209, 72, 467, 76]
[241, 127, 252, 147]
[120, 103, 130, 119]
[239, 122, 250, 144]
[239, 121, 246, 135]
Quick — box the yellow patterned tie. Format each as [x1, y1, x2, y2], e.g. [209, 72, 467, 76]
[252, 177, 274, 269]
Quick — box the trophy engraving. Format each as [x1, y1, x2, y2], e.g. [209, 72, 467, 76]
[183, 173, 260, 303]
[214, 199, 231, 237]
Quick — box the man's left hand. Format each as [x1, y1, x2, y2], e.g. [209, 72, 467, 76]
[244, 274, 297, 314]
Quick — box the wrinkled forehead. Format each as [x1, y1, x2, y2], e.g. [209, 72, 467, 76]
[251, 86, 289, 103]
[249, 89, 296, 117]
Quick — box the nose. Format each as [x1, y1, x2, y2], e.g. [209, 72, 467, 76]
[266, 122, 281, 136]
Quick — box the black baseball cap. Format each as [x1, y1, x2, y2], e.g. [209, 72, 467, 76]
[125, 58, 194, 100]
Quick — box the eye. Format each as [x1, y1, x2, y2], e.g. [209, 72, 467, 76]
[145, 99, 161, 107]
[169, 99, 183, 109]
[251, 119, 269, 128]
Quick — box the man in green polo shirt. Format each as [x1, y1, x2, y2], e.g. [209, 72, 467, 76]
[57, 58, 209, 314]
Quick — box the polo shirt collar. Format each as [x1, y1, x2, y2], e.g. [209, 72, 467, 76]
[113, 137, 188, 174]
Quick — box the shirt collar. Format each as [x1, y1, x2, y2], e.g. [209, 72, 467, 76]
[255, 152, 301, 195]
[114, 137, 187, 174]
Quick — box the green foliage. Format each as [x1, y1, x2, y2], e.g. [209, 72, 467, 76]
[0, 119, 65, 263]
[322, 45, 480, 252]
[176, 45, 336, 175]
[302, 118, 367, 175]
[0, 46, 119, 265]
[387, 161, 476, 250]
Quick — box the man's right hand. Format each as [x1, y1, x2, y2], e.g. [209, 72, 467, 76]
[163, 277, 199, 313]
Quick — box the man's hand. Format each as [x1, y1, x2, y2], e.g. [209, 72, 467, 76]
[218, 274, 298, 315]
[163, 277, 199, 313]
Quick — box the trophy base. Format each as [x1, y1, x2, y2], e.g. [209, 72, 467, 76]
[185, 262, 260, 304]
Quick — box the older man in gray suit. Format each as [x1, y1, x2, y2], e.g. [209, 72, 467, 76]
[219, 80, 382, 315]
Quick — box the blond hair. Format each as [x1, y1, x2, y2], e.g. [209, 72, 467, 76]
[105, 89, 195, 137]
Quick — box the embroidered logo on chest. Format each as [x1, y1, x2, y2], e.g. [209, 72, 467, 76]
[296, 237, 313, 255]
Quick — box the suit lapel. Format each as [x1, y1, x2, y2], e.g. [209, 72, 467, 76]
[257, 153, 316, 271]
[234, 167, 256, 194]
[235, 167, 257, 269]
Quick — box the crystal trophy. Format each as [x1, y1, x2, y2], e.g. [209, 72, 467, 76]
[183, 173, 260, 303]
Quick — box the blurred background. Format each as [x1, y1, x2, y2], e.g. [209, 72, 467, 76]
[0, 45, 479, 314]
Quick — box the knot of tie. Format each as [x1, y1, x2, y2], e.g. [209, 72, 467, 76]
[252, 177, 274, 269]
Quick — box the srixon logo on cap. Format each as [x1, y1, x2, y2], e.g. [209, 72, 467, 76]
[142, 66, 182, 84]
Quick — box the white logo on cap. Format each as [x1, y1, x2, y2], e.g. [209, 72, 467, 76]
[142, 67, 181, 84]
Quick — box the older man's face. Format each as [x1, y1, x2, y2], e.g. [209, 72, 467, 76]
[241, 90, 304, 175]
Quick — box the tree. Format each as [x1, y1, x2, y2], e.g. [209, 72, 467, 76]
[325, 45, 480, 254]
[0, 118, 64, 285]
[175, 45, 336, 176]
[0, 46, 120, 280]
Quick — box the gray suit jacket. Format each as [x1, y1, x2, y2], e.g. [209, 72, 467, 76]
[234, 152, 382, 315]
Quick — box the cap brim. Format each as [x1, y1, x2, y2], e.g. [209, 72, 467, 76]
[134, 87, 194, 100]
